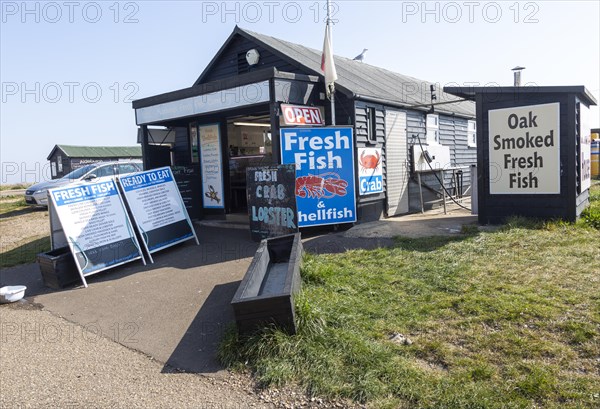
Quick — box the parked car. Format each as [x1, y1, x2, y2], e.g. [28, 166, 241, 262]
[24, 160, 143, 207]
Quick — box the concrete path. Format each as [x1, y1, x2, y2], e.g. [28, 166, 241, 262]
[0, 301, 271, 409]
[2, 226, 259, 377]
[344, 207, 477, 239]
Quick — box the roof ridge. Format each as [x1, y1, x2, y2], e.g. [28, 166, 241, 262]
[220, 27, 474, 117]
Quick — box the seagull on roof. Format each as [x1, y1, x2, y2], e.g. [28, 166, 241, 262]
[353, 48, 368, 62]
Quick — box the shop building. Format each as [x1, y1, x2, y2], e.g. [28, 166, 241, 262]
[133, 27, 476, 223]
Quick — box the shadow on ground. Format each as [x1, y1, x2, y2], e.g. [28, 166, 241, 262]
[162, 282, 240, 373]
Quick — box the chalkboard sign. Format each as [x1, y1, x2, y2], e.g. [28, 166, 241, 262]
[246, 164, 298, 241]
[172, 165, 201, 220]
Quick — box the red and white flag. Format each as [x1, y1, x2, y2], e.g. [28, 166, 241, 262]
[321, 23, 337, 98]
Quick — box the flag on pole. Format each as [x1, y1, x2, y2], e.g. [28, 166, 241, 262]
[321, 23, 337, 98]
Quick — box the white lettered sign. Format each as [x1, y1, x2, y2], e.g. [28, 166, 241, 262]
[118, 167, 198, 258]
[488, 103, 560, 194]
[580, 104, 592, 192]
[48, 179, 145, 287]
[357, 147, 383, 195]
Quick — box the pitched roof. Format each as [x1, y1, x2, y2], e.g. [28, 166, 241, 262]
[48, 145, 142, 160]
[196, 27, 474, 118]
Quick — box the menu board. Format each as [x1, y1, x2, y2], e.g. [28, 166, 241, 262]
[48, 179, 145, 287]
[200, 124, 224, 208]
[246, 164, 298, 241]
[172, 165, 201, 220]
[119, 167, 198, 256]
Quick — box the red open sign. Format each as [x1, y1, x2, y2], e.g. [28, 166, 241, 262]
[280, 104, 324, 126]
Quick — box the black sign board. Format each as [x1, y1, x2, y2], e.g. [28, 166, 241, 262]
[172, 165, 201, 220]
[246, 164, 298, 241]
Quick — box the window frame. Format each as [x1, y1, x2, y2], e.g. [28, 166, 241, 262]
[366, 107, 377, 143]
[467, 119, 477, 148]
[426, 114, 440, 144]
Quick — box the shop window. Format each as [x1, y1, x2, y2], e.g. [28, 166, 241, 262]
[426, 114, 439, 144]
[367, 107, 377, 142]
[467, 120, 477, 147]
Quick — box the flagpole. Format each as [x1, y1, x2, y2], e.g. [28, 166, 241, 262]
[327, 0, 336, 125]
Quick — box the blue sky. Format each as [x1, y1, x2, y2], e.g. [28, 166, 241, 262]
[2, 0, 599, 184]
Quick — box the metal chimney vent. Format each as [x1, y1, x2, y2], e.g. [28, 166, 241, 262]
[511, 66, 526, 86]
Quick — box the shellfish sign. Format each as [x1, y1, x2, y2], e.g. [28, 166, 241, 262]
[280, 127, 356, 227]
[488, 103, 560, 194]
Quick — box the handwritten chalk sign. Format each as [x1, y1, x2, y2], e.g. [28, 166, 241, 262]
[48, 178, 145, 287]
[246, 164, 298, 241]
[172, 165, 201, 220]
[118, 167, 199, 259]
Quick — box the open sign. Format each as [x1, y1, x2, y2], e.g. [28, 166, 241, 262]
[280, 104, 324, 126]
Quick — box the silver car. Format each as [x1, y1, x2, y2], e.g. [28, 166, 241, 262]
[25, 161, 143, 207]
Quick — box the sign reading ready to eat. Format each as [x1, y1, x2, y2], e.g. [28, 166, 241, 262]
[119, 167, 198, 257]
[488, 103, 560, 194]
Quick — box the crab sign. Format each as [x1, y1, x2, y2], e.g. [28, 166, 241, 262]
[359, 150, 381, 172]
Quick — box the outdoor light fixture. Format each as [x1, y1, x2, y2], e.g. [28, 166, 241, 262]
[233, 122, 271, 128]
[246, 49, 260, 66]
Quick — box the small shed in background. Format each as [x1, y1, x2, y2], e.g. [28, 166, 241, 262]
[47, 145, 142, 179]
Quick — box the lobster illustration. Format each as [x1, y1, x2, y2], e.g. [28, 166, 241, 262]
[359, 150, 381, 173]
[295, 173, 348, 198]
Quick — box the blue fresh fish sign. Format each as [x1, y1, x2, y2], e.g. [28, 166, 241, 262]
[280, 127, 356, 227]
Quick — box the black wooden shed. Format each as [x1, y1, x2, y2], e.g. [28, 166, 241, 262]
[132, 26, 476, 224]
[445, 85, 597, 223]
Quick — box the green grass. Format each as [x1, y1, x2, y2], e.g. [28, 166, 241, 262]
[580, 182, 600, 229]
[0, 236, 51, 268]
[0, 197, 49, 266]
[0, 183, 31, 191]
[220, 185, 600, 408]
[0, 197, 28, 215]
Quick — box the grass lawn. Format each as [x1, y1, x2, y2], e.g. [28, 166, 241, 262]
[220, 183, 600, 408]
[0, 197, 50, 267]
[0, 196, 28, 215]
[0, 236, 51, 268]
[0, 183, 31, 191]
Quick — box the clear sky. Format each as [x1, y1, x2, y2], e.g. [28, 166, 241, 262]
[1, 0, 599, 184]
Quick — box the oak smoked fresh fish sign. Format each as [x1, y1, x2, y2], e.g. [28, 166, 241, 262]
[488, 103, 560, 194]
[280, 127, 356, 227]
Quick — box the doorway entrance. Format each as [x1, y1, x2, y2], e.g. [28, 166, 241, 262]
[226, 114, 273, 213]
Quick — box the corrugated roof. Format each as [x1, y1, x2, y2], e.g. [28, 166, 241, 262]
[233, 27, 474, 118]
[48, 145, 142, 160]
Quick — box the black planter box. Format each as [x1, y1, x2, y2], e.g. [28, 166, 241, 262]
[37, 247, 80, 289]
[231, 233, 303, 335]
